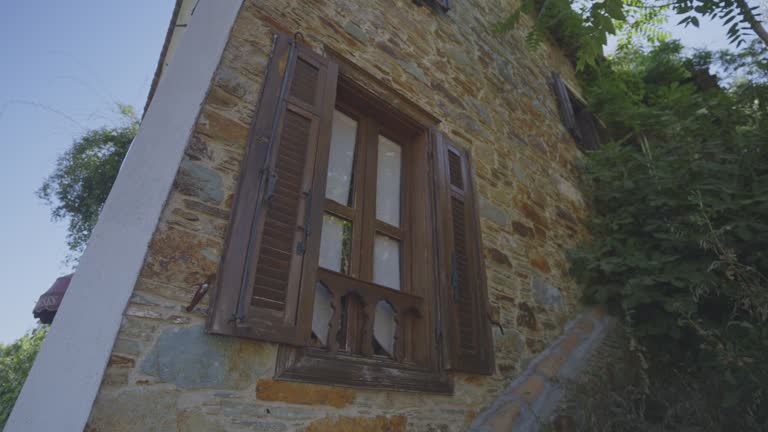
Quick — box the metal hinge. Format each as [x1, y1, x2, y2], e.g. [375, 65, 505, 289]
[263, 171, 278, 203]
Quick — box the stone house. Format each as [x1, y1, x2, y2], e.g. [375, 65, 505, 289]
[7, 0, 618, 431]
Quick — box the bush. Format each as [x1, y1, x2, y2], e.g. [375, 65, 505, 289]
[0, 327, 48, 429]
[569, 41, 768, 428]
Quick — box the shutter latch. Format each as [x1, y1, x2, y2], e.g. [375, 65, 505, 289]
[296, 189, 313, 255]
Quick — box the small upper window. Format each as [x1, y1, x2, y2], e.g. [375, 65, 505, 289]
[552, 72, 601, 151]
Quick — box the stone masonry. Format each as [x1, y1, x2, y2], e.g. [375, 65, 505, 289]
[85, 0, 595, 431]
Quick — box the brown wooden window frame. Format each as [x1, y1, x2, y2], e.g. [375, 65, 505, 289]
[207, 34, 493, 394]
[275, 75, 452, 393]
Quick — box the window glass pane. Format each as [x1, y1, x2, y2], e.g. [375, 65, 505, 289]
[375, 135, 402, 226]
[373, 300, 396, 357]
[326, 110, 357, 206]
[373, 234, 400, 290]
[318, 214, 352, 274]
[311, 282, 333, 346]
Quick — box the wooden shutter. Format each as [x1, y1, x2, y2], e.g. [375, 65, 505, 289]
[552, 72, 580, 141]
[575, 107, 601, 151]
[207, 33, 338, 346]
[433, 132, 494, 374]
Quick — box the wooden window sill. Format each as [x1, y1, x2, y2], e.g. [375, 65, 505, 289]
[275, 346, 453, 394]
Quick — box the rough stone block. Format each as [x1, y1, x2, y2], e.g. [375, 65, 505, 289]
[176, 159, 225, 205]
[303, 415, 407, 432]
[486, 247, 512, 266]
[198, 108, 250, 146]
[256, 379, 356, 408]
[516, 302, 538, 330]
[230, 418, 288, 431]
[479, 197, 509, 226]
[214, 66, 249, 98]
[177, 409, 227, 432]
[529, 255, 551, 274]
[113, 337, 142, 357]
[343, 21, 369, 44]
[220, 400, 318, 420]
[140, 324, 266, 389]
[140, 226, 221, 289]
[532, 275, 564, 308]
[88, 388, 178, 431]
[511, 221, 534, 238]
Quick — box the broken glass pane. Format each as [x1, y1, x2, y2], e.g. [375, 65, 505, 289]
[311, 282, 334, 346]
[318, 213, 352, 274]
[373, 300, 396, 357]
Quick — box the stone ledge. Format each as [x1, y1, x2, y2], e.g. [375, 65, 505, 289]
[468, 306, 614, 432]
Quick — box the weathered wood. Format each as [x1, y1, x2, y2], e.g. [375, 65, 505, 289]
[433, 133, 495, 375]
[207, 33, 339, 346]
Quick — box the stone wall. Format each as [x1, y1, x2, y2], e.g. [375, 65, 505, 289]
[86, 0, 592, 431]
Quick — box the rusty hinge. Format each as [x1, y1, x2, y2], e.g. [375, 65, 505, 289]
[186, 273, 216, 312]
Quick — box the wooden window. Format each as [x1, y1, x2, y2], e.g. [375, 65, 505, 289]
[208, 33, 493, 392]
[276, 77, 449, 392]
[553, 72, 601, 151]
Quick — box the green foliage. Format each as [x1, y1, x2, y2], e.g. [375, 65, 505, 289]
[496, 0, 767, 70]
[0, 327, 48, 429]
[37, 105, 138, 259]
[495, 0, 623, 69]
[570, 41, 768, 427]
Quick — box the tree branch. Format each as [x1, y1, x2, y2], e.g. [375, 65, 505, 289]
[734, 0, 768, 48]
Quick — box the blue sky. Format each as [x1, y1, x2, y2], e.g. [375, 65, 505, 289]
[0, 2, 741, 344]
[0, 0, 174, 344]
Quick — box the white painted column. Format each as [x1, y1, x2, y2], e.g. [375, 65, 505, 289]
[4, 1, 243, 430]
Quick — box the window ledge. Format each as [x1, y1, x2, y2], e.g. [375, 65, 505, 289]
[276, 347, 453, 394]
